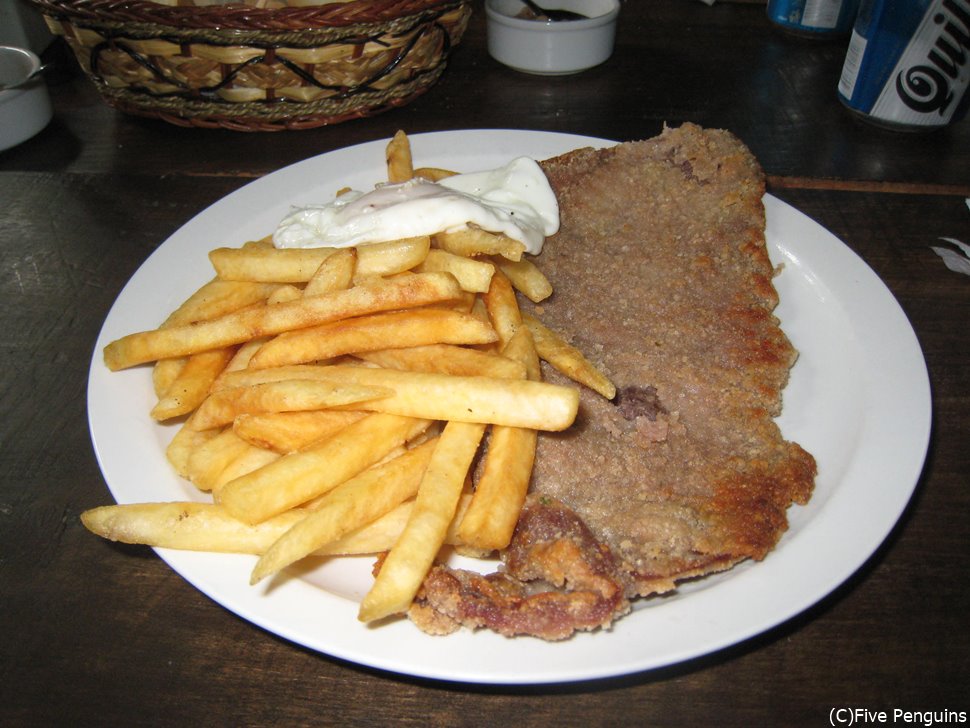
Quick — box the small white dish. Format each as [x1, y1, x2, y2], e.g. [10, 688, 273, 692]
[485, 0, 619, 75]
[0, 45, 52, 152]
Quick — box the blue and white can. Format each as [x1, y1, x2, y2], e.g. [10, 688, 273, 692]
[837, 0, 970, 130]
[767, 0, 861, 37]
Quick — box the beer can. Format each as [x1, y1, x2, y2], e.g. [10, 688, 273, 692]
[767, 0, 861, 37]
[837, 0, 970, 130]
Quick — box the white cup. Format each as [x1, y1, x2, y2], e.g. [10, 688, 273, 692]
[0, 45, 52, 152]
[486, 0, 620, 75]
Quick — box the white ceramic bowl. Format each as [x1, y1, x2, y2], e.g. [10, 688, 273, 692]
[485, 0, 619, 75]
[0, 45, 52, 152]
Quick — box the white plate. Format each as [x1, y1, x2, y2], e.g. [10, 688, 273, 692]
[87, 130, 931, 684]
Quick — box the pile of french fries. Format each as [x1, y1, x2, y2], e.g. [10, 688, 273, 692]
[84, 131, 616, 624]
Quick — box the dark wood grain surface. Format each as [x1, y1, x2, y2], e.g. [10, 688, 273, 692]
[2, 1, 968, 725]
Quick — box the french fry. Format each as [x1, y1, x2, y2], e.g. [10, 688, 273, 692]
[210, 444, 280, 496]
[81, 502, 310, 554]
[267, 285, 304, 305]
[208, 237, 430, 284]
[469, 293, 490, 325]
[358, 421, 486, 622]
[385, 130, 414, 183]
[150, 347, 237, 421]
[433, 227, 526, 262]
[413, 167, 457, 182]
[434, 289, 477, 314]
[80, 497, 471, 557]
[322, 502, 414, 555]
[211, 246, 334, 283]
[350, 237, 431, 283]
[357, 344, 527, 380]
[219, 413, 431, 524]
[79, 502, 391, 556]
[457, 328, 540, 551]
[523, 313, 617, 399]
[218, 336, 270, 379]
[250, 438, 437, 584]
[501, 326, 542, 381]
[483, 269, 522, 346]
[186, 428, 256, 492]
[458, 426, 537, 552]
[152, 358, 185, 398]
[415, 249, 495, 293]
[492, 256, 553, 303]
[242, 237, 273, 249]
[233, 410, 367, 453]
[152, 279, 278, 400]
[103, 272, 462, 370]
[214, 364, 580, 431]
[189, 379, 391, 431]
[166, 414, 219, 479]
[162, 278, 281, 326]
[304, 247, 356, 297]
[247, 309, 499, 369]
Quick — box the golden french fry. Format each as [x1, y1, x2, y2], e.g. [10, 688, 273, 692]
[219, 413, 431, 524]
[79, 498, 466, 557]
[433, 290, 477, 314]
[304, 247, 356, 297]
[211, 246, 333, 283]
[240, 237, 271, 250]
[322, 502, 413, 554]
[500, 326, 542, 381]
[457, 327, 540, 551]
[358, 421, 486, 622]
[162, 278, 281, 327]
[523, 313, 616, 399]
[386, 130, 414, 183]
[165, 414, 219, 478]
[327, 492, 471, 555]
[233, 410, 367, 453]
[483, 268, 522, 346]
[81, 502, 309, 554]
[433, 227, 526, 262]
[267, 285, 304, 305]
[415, 249, 495, 293]
[218, 336, 270, 379]
[215, 364, 580, 431]
[413, 167, 457, 182]
[210, 444, 280, 496]
[186, 428, 256, 492]
[248, 309, 498, 369]
[151, 279, 278, 399]
[208, 237, 430, 284]
[492, 256, 553, 303]
[150, 347, 236, 421]
[469, 293, 490, 325]
[457, 425, 537, 552]
[152, 358, 185, 398]
[350, 237, 431, 283]
[103, 272, 462, 370]
[357, 344, 527, 380]
[250, 438, 437, 584]
[189, 379, 391, 431]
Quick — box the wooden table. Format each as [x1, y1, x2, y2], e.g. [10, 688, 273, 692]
[2, 1, 968, 724]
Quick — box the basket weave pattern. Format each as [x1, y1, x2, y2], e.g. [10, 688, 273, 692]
[32, 0, 471, 130]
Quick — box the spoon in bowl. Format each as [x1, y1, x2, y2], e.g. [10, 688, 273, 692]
[0, 64, 48, 92]
[520, 0, 589, 21]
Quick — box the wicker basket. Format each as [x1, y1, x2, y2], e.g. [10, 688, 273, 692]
[31, 0, 472, 130]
